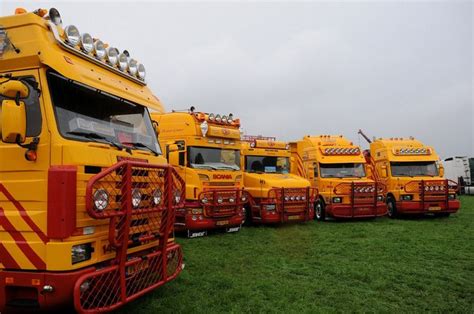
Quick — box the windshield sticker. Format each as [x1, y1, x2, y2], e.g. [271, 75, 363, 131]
[264, 166, 276, 173]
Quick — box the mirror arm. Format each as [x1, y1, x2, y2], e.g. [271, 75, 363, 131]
[17, 136, 40, 151]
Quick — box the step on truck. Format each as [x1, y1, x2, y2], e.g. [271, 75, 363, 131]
[290, 135, 387, 220]
[241, 136, 316, 224]
[358, 130, 460, 217]
[0, 8, 185, 312]
[152, 108, 248, 237]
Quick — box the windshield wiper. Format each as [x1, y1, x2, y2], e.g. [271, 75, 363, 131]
[215, 165, 238, 171]
[67, 131, 123, 150]
[121, 142, 158, 156]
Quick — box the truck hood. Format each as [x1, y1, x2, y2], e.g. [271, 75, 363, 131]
[244, 172, 310, 190]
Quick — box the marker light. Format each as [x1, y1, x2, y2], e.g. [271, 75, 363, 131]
[80, 33, 94, 53]
[93, 40, 106, 59]
[118, 53, 128, 71]
[200, 121, 209, 137]
[128, 59, 138, 76]
[137, 63, 146, 79]
[64, 25, 80, 46]
[106, 47, 119, 65]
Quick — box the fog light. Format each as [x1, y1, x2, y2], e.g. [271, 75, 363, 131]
[377, 195, 384, 202]
[72, 243, 92, 264]
[93, 189, 109, 211]
[448, 194, 456, 200]
[217, 196, 224, 204]
[400, 194, 413, 201]
[332, 197, 342, 203]
[241, 196, 247, 202]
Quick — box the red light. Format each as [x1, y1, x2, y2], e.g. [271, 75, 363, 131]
[25, 150, 37, 161]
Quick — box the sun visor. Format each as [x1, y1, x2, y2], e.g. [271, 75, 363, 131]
[41, 52, 164, 113]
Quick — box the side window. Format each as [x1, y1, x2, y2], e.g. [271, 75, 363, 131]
[0, 76, 42, 137]
[179, 152, 185, 166]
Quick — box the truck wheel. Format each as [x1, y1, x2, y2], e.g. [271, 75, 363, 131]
[315, 200, 326, 221]
[387, 197, 398, 218]
[242, 206, 252, 226]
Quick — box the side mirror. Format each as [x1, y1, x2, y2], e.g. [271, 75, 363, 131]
[380, 165, 388, 178]
[1, 99, 26, 143]
[438, 164, 445, 177]
[0, 80, 29, 144]
[168, 150, 179, 166]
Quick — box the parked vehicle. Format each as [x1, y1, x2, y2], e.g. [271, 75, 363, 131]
[241, 136, 316, 224]
[443, 156, 474, 195]
[0, 8, 184, 312]
[152, 108, 248, 237]
[359, 130, 460, 217]
[290, 135, 386, 220]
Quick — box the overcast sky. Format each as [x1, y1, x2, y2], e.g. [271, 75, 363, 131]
[2, 1, 473, 158]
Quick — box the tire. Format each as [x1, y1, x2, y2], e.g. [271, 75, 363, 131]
[242, 205, 252, 226]
[387, 197, 398, 218]
[315, 200, 326, 221]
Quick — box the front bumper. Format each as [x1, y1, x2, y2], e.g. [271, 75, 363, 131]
[396, 200, 460, 214]
[327, 203, 387, 219]
[0, 244, 183, 313]
[175, 210, 243, 231]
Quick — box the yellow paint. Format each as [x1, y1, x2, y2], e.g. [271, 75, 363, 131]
[0, 9, 174, 272]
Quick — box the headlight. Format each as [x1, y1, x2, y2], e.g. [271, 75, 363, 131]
[137, 63, 146, 79]
[332, 197, 342, 203]
[93, 40, 106, 60]
[377, 195, 384, 202]
[400, 194, 413, 201]
[128, 59, 138, 76]
[448, 194, 456, 200]
[241, 196, 247, 202]
[72, 243, 92, 264]
[217, 196, 223, 204]
[106, 47, 119, 66]
[64, 25, 80, 46]
[118, 52, 128, 71]
[80, 33, 94, 53]
[152, 188, 162, 206]
[93, 189, 109, 211]
[132, 188, 142, 208]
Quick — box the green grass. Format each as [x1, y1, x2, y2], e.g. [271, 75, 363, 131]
[120, 197, 474, 313]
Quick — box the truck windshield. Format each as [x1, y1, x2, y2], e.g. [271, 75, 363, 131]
[391, 161, 439, 177]
[188, 146, 240, 170]
[320, 163, 366, 178]
[47, 72, 160, 155]
[245, 156, 289, 174]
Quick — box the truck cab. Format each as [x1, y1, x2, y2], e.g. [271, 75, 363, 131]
[365, 137, 460, 217]
[290, 135, 386, 220]
[241, 136, 315, 224]
[152, 110, 247, 237]
[0, 8, 184, 312]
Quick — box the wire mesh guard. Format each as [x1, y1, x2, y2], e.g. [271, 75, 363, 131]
[266, 187, 317, 219]
[75, 161, 185, 313]
[199, 188, 250, 218]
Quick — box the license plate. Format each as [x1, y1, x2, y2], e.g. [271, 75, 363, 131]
[216, 220, 229, 226]
[226, 226, 240, 233]
[429, 206, 441, 211]
[288, 216, 301, 220]
[188, 231, 207, 238]
[126, 260, 149, 276]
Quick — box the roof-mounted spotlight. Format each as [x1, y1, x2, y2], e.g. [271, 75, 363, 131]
[49, 8, 62, 25]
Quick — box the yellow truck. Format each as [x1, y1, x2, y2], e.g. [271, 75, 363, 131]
[0, 8, 184, 312]
[152, 108, 248, 237]
[241, 136, 316, 224]
[290, 135, 386, 220]
[358, 131, 460, 217]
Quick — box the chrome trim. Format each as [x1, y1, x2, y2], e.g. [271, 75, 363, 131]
[46, 21, 146, 86]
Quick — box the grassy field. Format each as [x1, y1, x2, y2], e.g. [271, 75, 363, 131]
[120, 197, 474, 313]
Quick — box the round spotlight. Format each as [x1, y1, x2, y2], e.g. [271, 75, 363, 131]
[64, 25, 80, 46]
[132, 188, 142, 208]
[152, 188, 162, 206]
[208, 113, 215, 121]
[93, 189, 109, 211]
[227, 114, 234, 123]
[93, 40, 106, 60]
[215, 114, 222, 123]
[217, 196, 224, 204]
[137, 63, 146, 80]
[118, 53, 128, 71]
[80, 33, 94, 53]
[128, 59, 138, 76]
[106, 47, 119, 66]
[49, 8, 62, 25]
[222, 115, 228, 123]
